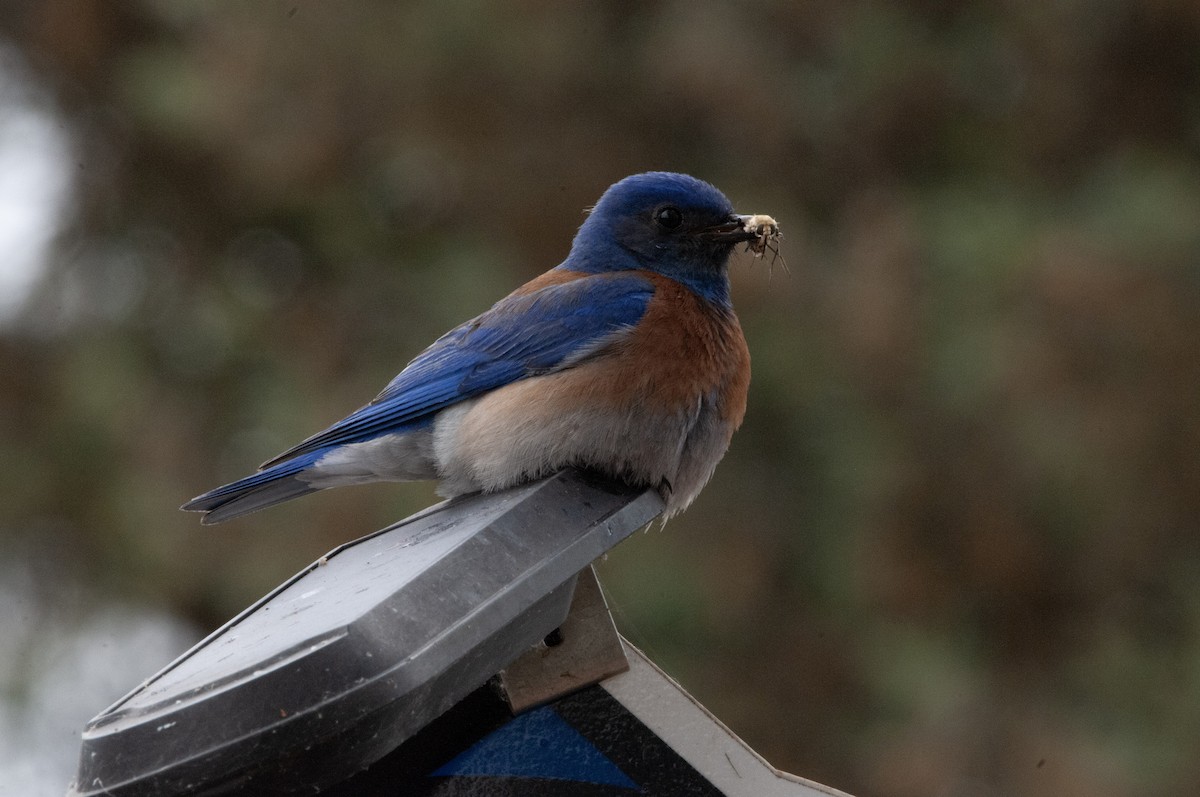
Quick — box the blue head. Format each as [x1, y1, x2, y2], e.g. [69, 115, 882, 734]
[563, 172, 760, 307]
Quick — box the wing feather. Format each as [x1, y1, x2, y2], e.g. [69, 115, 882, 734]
[259, 272, 654, 468]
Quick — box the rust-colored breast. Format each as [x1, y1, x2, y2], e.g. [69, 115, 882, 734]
[609, 271, 750, 425]
[497, 268, 749, 426]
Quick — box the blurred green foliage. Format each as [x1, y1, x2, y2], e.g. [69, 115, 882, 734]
[2, 1, 1199, 794]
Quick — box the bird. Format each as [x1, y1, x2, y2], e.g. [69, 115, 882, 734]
[182, 172, 778, 525]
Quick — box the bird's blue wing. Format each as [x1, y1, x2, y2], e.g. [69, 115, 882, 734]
[260, 272, 654, 467]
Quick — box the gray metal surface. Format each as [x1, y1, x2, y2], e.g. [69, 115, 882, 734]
[71, 470, 663, 796]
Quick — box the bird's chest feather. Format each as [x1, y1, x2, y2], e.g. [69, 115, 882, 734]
[606, 273, 749, 425]
[433, 273, 749, 501]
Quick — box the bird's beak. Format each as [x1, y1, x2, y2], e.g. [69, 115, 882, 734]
[696, 214, 760, 243]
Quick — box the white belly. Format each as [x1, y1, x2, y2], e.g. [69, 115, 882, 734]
[431, 369, 730, 514]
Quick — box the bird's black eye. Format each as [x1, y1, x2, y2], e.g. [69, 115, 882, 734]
[654, 206, 683, 230]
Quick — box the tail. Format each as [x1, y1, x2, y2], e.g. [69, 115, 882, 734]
[181, 450, 326, 525]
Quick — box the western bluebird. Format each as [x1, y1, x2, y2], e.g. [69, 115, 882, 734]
[183, 172, 778, 524]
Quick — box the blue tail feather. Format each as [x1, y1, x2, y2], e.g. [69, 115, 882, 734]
[182, 450, 326, 525]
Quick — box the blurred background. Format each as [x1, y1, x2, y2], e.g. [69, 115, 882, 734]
[1, 1, 1198, 795]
